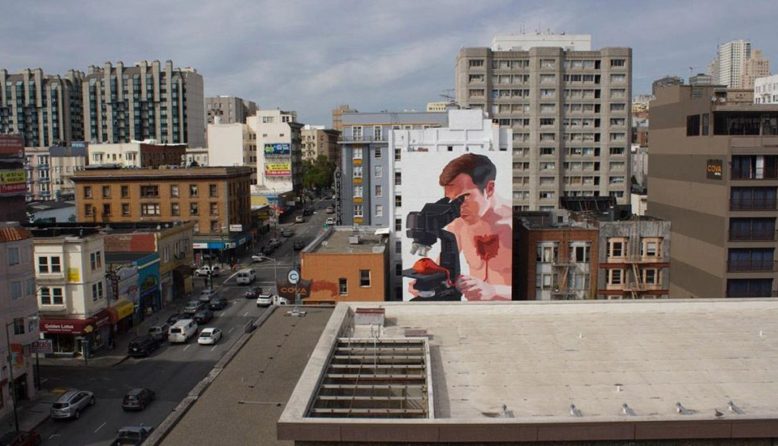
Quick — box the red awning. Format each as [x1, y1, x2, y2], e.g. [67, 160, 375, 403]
[40, 317, 95, 335]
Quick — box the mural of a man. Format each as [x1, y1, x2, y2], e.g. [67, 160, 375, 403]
[439, 153, 512, 300]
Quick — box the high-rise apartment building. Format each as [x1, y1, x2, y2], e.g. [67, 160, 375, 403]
[338, 111, 447, 227]
[82, 60, 204, 147]
[709, 40, 752, 88]
[648, 84, 778, 298]
[742, 49, 771, 90]
[205, 96, 257, 125]
[455, 34, 632, 211]
[301, 125, 340, 161]
[0, 68, 84, 147]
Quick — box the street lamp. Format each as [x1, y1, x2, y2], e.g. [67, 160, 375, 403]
[4, 314, 39, 434]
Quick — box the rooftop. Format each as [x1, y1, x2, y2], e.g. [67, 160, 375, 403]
[0, 222, 31, 242]
[280, 299, 778, 443]
[306, 227, 387, 254]
[71, 166, 253, 181]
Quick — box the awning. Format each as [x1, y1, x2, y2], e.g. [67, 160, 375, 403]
[107, 298, 135, 323]
[40, 317, 95, 335]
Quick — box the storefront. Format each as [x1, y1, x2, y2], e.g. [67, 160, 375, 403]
[136, 255, 161, 319]
[107, 298, 135, 334]
[39, 309, 111, 358]
[192, 232, 253, 266]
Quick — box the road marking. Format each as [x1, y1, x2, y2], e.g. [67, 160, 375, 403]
[94, 422, 106, 433]
[211, 345, 218, 352]
[183, 344, 191, 352]
[228, 327, 235, 334]
[48, 434, 61, 440]
[243, 311, 249, 317]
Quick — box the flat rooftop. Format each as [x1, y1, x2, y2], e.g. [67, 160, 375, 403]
[280, 300, 778, 443]
[307, 228, 386, 254]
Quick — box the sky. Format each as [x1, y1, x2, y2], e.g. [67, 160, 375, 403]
[2, 0, 777, 125]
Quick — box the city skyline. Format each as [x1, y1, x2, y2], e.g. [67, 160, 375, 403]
[1, 1, 777, 125]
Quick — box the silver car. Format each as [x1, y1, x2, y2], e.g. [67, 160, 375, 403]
[51, 389, 95, 420]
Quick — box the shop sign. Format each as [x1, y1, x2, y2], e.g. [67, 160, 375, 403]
[30, 339, 53, 354]
[706, 159, 723, 179]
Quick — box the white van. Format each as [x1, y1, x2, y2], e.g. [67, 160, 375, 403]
[236, 268, 256, 285]
[168, 319, 198, 344]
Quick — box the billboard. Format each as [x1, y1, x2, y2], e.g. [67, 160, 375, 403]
[264, 143, 291, 155]
[265, 161, 291, 177]
[0, 168, 27, 194]
[399, 151, 512, 301]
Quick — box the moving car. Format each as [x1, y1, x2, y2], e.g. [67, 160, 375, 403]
[147, 323, 169, 342]
[111, 425, 153, 446]
[251, 254, 269, 263]
[303, 207, 314, 216]
[127, 335, 160, 358]
[208, 296, 228, 311]
[281, 228, 294, 237]
[294, 215, 305, 223]
[168, 319, 198, 344]
[197, 327, 223, 345]
[193, 309, 214, 324]
[256, 292, 274, 307]
[194, 264, 222, 277]
[50, 389, 95, 420]
[293, 239, 307, 250]
[121, 388, 155, 411]
[244, 286, 262, 299]
[236, 268, 256, 285]
[325, 217, 335, 225]
[325, 206, 334, 214]
[183, 300, 206, 316]
[198, 288, 218, 303]
[261, 239, 283, 255]
[0, 430, 41, 446]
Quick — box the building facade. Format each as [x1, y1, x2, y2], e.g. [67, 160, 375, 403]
[709, 40, 751, 88]
[0, 223, 39, 417]
[338, 111, 448, 227]
[0, 134, 27, 221]
[300, 227, 388, 304]
[86, 142, 185, 168]
[206, 123, 257, 183]
[455, 36, 632, 210]
[184, 146, 209, 167]
[25, 145, 89, 202]
[301, 125, 340, 161]
[741, 49, 770, 90]
[331, 104, 357, 132]
[82, 60, 204, 147]
[754, 74, 778, 105]
[0, 68, 84, 147]
[648, 84, 778, 298]
[205, 96, 257, 125]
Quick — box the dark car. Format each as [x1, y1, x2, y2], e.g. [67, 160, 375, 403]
[110, 425, 153, 446]
[193, 309, 214, 324]
[183, 300, 206, 316]
[127, 336, 160, 358]
[0, 430, 41, 446]
[121, 388, 155, 411]
[244, 286, 262, 299]
[147, 323, 169, 342]
[281, 228, 294, 237]
[208, 297, 228, 311]
[293, 239, 307, 250]
[166, 313, 184, 325]
[302, 207, 314, 216]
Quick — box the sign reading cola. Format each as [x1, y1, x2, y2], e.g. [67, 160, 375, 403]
[276, 278, 312, 301]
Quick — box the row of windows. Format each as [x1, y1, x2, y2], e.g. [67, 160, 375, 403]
[469, 58, 626, 70]
[85, 201, 221, 217]
[84, 184, 219, 199]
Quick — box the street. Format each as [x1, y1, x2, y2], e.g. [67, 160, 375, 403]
[32, 201, 331, 445]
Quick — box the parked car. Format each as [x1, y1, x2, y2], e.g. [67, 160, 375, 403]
[121, 388, 155, 411]
[127, 336, 160, 358]
[193, 309, 214, 324]
[244, 286, 262, 299]
[325, 217, 335, 225]
[50, 389, 95, 420]
[281, 228, 294, 237]
[303, 207, 314, 216]
[293, 239, 307, 250]
[194, 265, 222, 277]
[110, 425, 153, 446]
[294, 215, 305, 223]
[183, 300, 206, 316]
[208, 297, 228, 311]
[198, 288, 218, 303]
[168, 319, 198, 344]
[147, 324, 170, 342]
[197, 327, 223, 345]
[0, 430, 41, 446]
[325, 206, 334, 214]
[261, 239, 283, 255]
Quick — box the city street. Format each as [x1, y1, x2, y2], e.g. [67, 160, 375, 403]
[30, 202, 331, 445]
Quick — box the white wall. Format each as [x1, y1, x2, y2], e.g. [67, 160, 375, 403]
[248, 110, 295, 195]
[207, 123, 246, 166]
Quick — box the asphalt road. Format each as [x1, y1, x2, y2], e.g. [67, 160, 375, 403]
[34, 201, 331, 445]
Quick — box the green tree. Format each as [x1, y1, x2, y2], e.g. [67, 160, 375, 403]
[302, 155, 336, 193]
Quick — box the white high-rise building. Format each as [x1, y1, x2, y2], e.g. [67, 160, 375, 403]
[710, 40, 752, 88]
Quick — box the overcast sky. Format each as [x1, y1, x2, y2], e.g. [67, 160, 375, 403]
[2, 0, 776, 125]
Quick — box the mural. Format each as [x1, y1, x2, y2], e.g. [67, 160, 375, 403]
[401, 152, 512, 301]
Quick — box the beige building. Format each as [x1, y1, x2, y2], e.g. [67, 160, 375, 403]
[87, 141, 185, 168]
[24, 145, 89, 201]
[456, 35, 632, 210]
[0, 223, 39, 417]
[82, 60, 204, 147]
[0, 68, 84, 147]
[301, 125, 339, 161]
[206, 123, 257, 183]
[331, 104, 357, 132]
[742, 49, 771, 90]
[205, 96, 257, 125]
[247, 109, 303, 198]
[184, 147, 209, 167]
[648, 84, 778, 298]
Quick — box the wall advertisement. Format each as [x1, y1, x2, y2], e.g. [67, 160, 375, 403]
[265, 161, 292, 177]
[399, 150, 512, 302]
[264, 143, 291, 155]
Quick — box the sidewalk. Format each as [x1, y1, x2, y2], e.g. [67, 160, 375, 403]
[0, 388, 59, 437]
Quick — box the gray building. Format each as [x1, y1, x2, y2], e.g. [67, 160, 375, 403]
[0, 68, 84, 147]
[337, 111, 447, 226]
[648, 83, 778, 298]
[206, 96, 257, 125]
[82, 60, 204, 147]
[456, 36, 632, 211]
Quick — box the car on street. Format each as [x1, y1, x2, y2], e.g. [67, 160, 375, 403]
[251, 254, 270, 263]
[183, 300, 206, 316]
[236, 268, 256, 285]
[303, 207, 314, 216]
[197, 327, 223, 345]
[294, 215, 305, 223]
[281, 228, 294, 237]
[198, 288, 218, 303]
[121, 388, 155, 411]
[193, 309, 214, 324]
[256, 292, 275, 307]
[166, 313, 184, 325]
[50, 389, 95, 420]
[194, 264, 222, 277]
[208, 296, 228, 311]
[127, 335, 160, 358]
[326, 206, 334, 214]
[261, 238, 283, 255]
[244, 286, 262, 299]
[293, 239, 307, 250]
[147, 323, 170, 342]
[110, 425, 154, 446]
[0, 430, 41, 446]
[325, 217, 335, 225]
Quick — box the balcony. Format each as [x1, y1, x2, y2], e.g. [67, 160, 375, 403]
[727, 259, 778, 273]
[729, 231, 776, 242]
[730, 198, 778, 211]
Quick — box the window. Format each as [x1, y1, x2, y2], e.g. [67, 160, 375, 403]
[687, 114, 701, 136]
[374, 165, 383, 177]
[536, 244, 558, 263]
[354, 204, 363, 217]
[121, 185, 129, 198]
[38, 256, 49, 274]
[610, 59, 626, 67]
[102, 185, 111, 198]
[394, 172, 401, 186]
[89, 251, 102, 270]
[83, 186, 92, 199]
[211, 221, 220, 232]
[395, 218, 402, 231]
[373, 126, 382, 141]
[374, 147, 381, 158]
[395, 195, 402, 207]
[189, 184, 199, 197]
[642, 239, 660, 257]
[141, 203, 160, 216]
[573, 245, 590, 262]
[84, 204, 93, 217]
[210, 202, 219, 215]
[122, 204, 130, 216]
[360, 270, 371, 287]
[209, 184, 218, 197]
[262, 116, 274, 123]
[643, 269, 658, 285]
[171, 203, 180, 216]
[140, 185, 159, 197]
[12, 318, 24, 335]
[353, 185, 363, 198]
[170, 185, 180, 198]
[102, 204, 111, 216]
[609, 269, 623, 285]
[375, 185, 383, 197]
[352, 126, 363, 141]
[469, 59, 484, 68]
[353, 166, 363, 178]
[190, 203, 199, 215]
[339, 278, 348, 295]
[92, 281, 104, 301]
[7, 246, 19, 265]
[375, 205, 383, 217]
[608, 239, 624, 257]
[10, 281, 22, 300]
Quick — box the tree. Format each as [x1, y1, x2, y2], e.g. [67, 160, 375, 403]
[302, 155, 336, 193]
